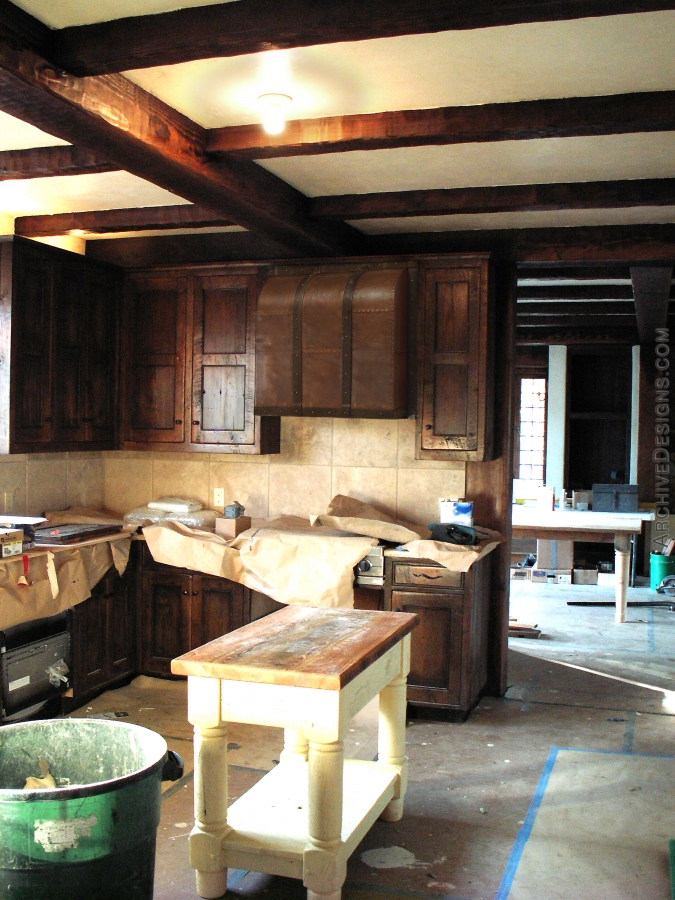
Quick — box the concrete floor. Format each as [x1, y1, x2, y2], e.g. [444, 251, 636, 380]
[72, 588, 675, 900]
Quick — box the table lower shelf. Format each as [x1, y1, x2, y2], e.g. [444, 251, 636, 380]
[221, 758, 398, 879]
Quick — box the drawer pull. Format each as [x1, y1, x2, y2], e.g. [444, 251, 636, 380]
[413, 572, 442, 580]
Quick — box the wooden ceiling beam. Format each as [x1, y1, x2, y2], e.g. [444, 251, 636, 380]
[0, 145, 118, 180]
[46, 0, 675, 76]
[518, 284, 675, 300]
[517, 302, 637, 316]
[208, 92, 675, 159]
[631, 265, 674, 342]
[516, 325, 640, 345]
[14, 204, 233, 237]
[0, 31, 357, 256]
[517, 314, 637, 327]
[311, 178, 675, 220]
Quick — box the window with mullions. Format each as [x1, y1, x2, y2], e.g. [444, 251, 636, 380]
[518, 378, 546, 482]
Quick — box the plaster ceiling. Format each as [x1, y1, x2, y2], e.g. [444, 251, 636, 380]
[124, 13, 675, 127]
[0, 2, 674, 246]
[259, 133, 675, 197]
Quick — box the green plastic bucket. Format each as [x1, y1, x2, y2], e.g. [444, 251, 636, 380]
[0, 718, 180, 900]
[650, 552, 675, 591]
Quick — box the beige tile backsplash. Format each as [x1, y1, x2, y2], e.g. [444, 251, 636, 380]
[0, 419, 468, 527]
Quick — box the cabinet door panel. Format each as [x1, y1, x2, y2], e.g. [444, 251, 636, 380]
[12, 244, 53, 443]
[417, 260, 492, 461]
[192, 275, 256, 445]
[70, 590, 107, 697]
[390, 591, 463, 706]
[192, 576, 245, 648]
[107, 569, 136, 679]
[85, 267, 118, 443]
[125, 276, 187, 443]
[52, 259, 87, 441]
[140, 571, 191, 675]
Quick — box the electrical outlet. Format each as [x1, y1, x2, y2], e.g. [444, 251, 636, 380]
[213, 487, 225, 508]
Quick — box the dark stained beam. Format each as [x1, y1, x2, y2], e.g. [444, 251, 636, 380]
[0, 32, 357, 256]
[517, 302, 637, 316]
[631, 265, 674, 342]
[517, 264, 633, 279]
[15, 204, 233, 237]
[517, 325, 640, 345]
[311, 178, 675, 220]
[84, 223, 675, 271]
[370, 223, 675, 263]
[209, 92, 675, 159]
[518, 284, 675, 300]
[0, 0, 50, 53]
[0, 145, 117, 180]
[47, 0, 675, 76]
[516, 314, 637, 327]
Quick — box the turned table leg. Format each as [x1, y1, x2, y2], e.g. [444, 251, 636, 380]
[304, 739, 345, 900]
[615, 533, 632, 624]
[378, 671, 408, 822]
[188, 676, 230, 899]
[281, 727, 309, 763]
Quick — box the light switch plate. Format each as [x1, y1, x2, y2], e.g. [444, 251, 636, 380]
[213, 487, 225, 508]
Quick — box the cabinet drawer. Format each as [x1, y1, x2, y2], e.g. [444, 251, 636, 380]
[392, 564, 463, 591]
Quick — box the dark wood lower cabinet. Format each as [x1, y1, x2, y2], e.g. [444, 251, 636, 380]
[67, 563, 136, 706]
[385, 555, 490, 714]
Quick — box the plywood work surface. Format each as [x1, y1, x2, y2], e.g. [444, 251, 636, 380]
[171, 605, 417, 689]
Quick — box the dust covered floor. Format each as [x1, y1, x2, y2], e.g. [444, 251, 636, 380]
[74, 634, 675, 900]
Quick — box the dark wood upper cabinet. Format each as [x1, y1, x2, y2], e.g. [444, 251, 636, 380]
[416, 256, 493, 461]
[123, 274, 187, 444]
[122, 265, 279, 455]
[0, 236, 121, 454]
[191, 274, 256, 446]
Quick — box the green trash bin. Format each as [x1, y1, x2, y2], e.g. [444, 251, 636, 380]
[0, 718, 183, 900]
[650, 552, 675, 591]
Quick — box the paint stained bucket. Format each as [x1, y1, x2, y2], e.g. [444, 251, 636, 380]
[650, 552, 675, 591]
[0, 718, 183, 899]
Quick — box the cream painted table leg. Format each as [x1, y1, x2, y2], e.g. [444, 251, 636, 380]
[280, 727, 309, 762]
[378, 634, 411, 822]
[188, 676, 231, 899]
[304, 739, 345, 900]
[614, 533, 632, 624]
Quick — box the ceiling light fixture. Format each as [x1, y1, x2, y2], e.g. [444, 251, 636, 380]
[258, 93, 292, 135]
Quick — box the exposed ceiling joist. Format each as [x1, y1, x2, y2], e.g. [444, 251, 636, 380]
[517, 302, 637, 315]
[517, 314, 637, 327]
[516, 325, 640, 345]
[44, 0, 675, 77]
[517, 264, 633, 279]
[631, 265, 674, 342]
[207, 92, 675, 159]
[0, 145, 117, 180]
[0, 28, 357, 256]
[14, 204, 233, 236]
[518, 284, 675, 300]
[311, 179, 675, 221]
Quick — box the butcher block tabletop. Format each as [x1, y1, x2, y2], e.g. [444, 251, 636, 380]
[171, 605, 418, 690]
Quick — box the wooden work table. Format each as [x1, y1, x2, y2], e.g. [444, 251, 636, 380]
[172, 606, 418, 900]
[511, 506, 655, 622]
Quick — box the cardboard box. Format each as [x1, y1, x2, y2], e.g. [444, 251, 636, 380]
[215, 516, 252, 540]
[0, 527, 23, 558]
[510, 567, 531, 582]
[531, 568, 572, 584]
[536, 540, 574, 570]
[573, 568, 599, 585]
[597, 571, 616, 586]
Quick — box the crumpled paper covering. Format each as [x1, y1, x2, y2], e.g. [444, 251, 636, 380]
[143, 517, 377, 608]
[45, 506, 124, 526]
[401, 529, 504, 572]
[310, 495, 428, 543]
[0, 535, 132, 631]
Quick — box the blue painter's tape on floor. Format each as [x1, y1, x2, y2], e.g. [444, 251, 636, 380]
[227, 869, 249, 889]
[493, 747, 558, 900]
[494, 746, 675, 899]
